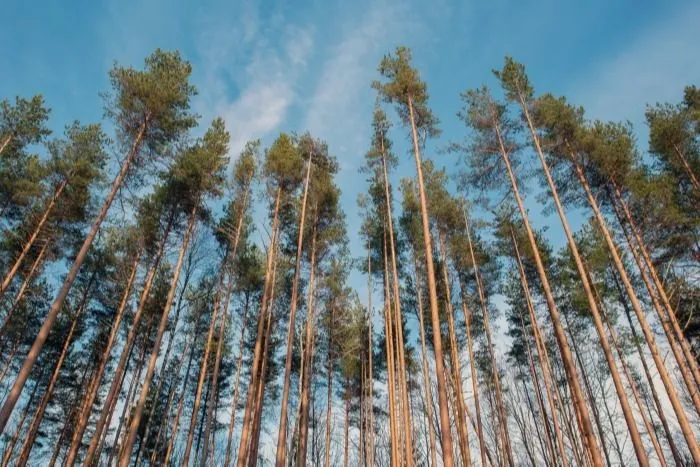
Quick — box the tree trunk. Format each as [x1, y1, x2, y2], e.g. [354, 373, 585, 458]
[323, 300, 335, 467]
[109, 339, 148, 467]
[224, 294, 251, 467]
[0, 121, 147, 431]
[610, 181, 700, 394]
[411, 254, 438, 467]
[493, 114, 603, 466]
[592, 272, 668, 466]
[571, 159, 700, 462]
[295, 227, 319, 467]
[366, 244, 375, 467]
[163, 317, 201, 467]
[0, 178, 67, 302]
[518, 307, 557, 467]
[0, 239, 49, 334]
[118, 201, 199, 467]
[519, 101, 648, 466]
[510, 231, 570, 467]
[407, 95, 454, 467]
[16, 288, 90, 466]
[612, 271, 684, 465]
[673, 144, 700, 191]
[81, 207, 175, 467]
[0, 134, 12, 156]
[63, 247, 142, 466]
[344, 389, 350, 467]
[183, 264, 227, 466]
[381, 142, 414, 466]
[247, 250, 279, 467]
[382, 230, 400, 467]
[464, 213, 515, 466]
[2, 376, 42, 467]
[236, 188, 281, 467]
[437, 234, 472, 466]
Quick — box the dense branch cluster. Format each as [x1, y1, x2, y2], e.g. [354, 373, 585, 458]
[0, 47, 698, 466]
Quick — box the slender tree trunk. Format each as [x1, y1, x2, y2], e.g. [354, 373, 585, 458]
[0, 179, 67, 302]
[273, 152, 314, 466]
[0, 339, 19, 388]
[118, 201, 199, 467]
[344, 389, 350, 467]
[570, 159, 700, 462]
[673, 144, 700, 191]
[236, 188, 281, 467]
[149, 337, 192, 465]
[296, 227, 319, 467]
[437, 234, 472, 465]
[382, 230, 400, 467]
[464, 213, 514, 466]
[458, 284, 487, 467]
[593, 274, 668, 466]
[610, 181, 700, 393]
[16, 290, 90, 466]
[510, 231, 570, 467]
[224, 295, 251, 467]
[0, 121, 147, 431]
[493, 115, 603, 466]
[411, 254, 438, 467]
[81, 207, 175, 467]
[518, 308, 558, 467]
[407, 95, 455, 467]
[247, 251, 279, 467]
[381, 143, 414, 466]
[163, 318, 201, 467]
[110, 342, 148, 467]
[612, 271, 684, 465]
[1, 376, 41, 467]
[519, 102, 649, 466]
[367, 244, 375, 467]
[183, 266, 227, 466]
[63, 247, 142, 466]
[0, 239, 49, 335]
[0, 135, 12, 156]
[323, 301, 335, 467]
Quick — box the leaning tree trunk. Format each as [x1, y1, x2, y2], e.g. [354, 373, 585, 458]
[492, 117, 603, 466]
[407, 94, 454, 467]
[182, 262, 228, 466]
[0, 238, 49, 334]
[464, 213, 515, 466]
[511, 231, 570, 467]
[519, 99, 648, 466]
[672, 144, 700, 191]
[0, 121, 147, 431]
[570, 158, 700, 462]
[0, 178, 67, 302]
[80, 207, 175, 467]
[275, 153, 313, 467]
[16, 287, 90, 466]
[62, 246, 142, 466]
[1, 376, 42, 467]
[118, 201, 199, 467]
[236, 188, 281, 467]
[609, 181, 700, 392]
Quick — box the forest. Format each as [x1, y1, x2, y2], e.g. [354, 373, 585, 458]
[0, 46, 698, 466]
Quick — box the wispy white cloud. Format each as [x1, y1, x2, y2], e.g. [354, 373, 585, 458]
[194, 2, 314, 157]
[303, 0, 409, 164]
[569, 2, 700, 126]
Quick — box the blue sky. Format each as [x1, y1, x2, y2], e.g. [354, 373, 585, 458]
[2, 0, 699, 293]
